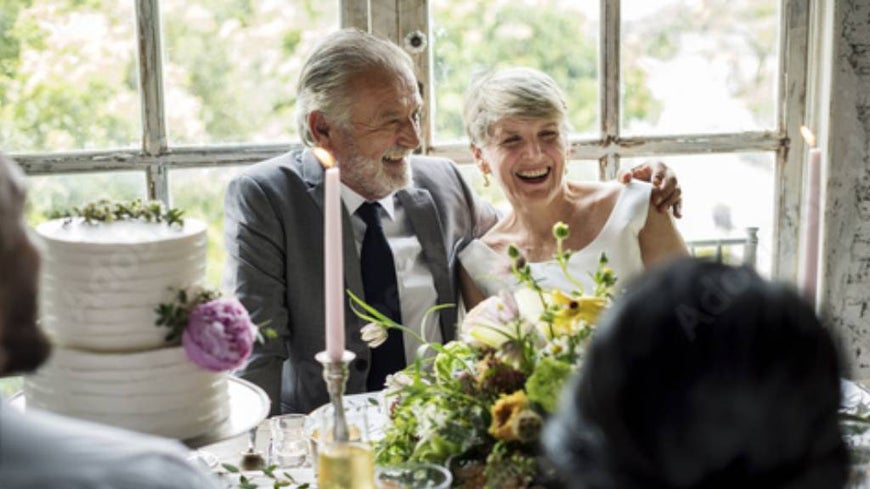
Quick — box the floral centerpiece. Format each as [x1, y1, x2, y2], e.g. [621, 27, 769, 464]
[352, 222, 616, 488]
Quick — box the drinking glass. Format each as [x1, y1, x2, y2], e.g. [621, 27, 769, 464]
[375, 462, 452, 489]
[313, 401, 375, 488]
[269, 413, 308, 468]
[318, 441, 376, 489]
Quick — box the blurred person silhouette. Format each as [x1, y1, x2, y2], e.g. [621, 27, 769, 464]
[543, 258, 848, 489]
[0, 152, 222, 489]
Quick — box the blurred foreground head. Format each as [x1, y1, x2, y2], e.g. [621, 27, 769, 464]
[0, 152, 50, 376]
[544, 258, 848, 489]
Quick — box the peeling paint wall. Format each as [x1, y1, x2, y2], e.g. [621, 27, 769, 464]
[822, 0, 870, 376]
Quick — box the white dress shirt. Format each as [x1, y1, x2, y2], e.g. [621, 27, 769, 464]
[342, 184, 442, 364]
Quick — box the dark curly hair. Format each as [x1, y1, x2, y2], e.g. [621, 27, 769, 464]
[543, 258, 848, 489]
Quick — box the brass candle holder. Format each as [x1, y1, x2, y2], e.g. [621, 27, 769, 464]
[315, 350, 356, 443]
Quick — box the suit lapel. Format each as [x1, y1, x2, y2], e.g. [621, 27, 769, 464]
[396, 189, 456, 341]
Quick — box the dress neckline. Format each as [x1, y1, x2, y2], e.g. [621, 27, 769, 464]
[473, 183, 628, 265]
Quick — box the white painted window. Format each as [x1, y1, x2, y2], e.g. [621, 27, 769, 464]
[3, 0, 812, 282]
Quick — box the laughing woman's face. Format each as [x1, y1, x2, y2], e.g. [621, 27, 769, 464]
[477, 116, 568, 208]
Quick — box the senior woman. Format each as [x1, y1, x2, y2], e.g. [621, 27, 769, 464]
[458, 67, 687, 307]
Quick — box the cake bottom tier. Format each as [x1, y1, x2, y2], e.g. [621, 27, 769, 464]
[24, 346, 229, 441]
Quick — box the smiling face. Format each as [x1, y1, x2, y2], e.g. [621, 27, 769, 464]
[323, 67, 423, 200]
[476, 116, 569, 207]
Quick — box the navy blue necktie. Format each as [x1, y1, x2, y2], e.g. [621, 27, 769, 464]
[357, 202, 406, 390]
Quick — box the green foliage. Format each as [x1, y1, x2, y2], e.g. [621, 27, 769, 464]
[24, 173, 145, 226]
[525, 356, 572, 413]
[51, 198, 185, 225]
[432, 1, 602, 140]
[155, 287, 221, 343]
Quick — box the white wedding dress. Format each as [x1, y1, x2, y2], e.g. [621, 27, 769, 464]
[459, 181, 652, 297]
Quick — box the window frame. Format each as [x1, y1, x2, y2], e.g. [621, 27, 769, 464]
[9, 0, 812, 281]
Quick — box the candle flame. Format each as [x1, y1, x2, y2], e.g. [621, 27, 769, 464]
[800, 126, 817, 148]
[313, 147, 337, 169]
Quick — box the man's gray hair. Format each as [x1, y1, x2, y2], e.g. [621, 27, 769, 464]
[0, 153, 26, 254]
[463, 67, 570, 147]
[295, 28, 416, 147]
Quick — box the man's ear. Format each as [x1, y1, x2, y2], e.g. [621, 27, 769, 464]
[308, 111, 333, 149]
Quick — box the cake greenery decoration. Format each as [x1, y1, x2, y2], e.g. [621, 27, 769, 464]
[52, 198, 185, 226]
[156, 287, 274, 372]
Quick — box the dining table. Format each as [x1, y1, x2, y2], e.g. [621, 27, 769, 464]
[201, 419, 316, 488]
[200, 380, 870, 488]
[201, 391, 384, 488]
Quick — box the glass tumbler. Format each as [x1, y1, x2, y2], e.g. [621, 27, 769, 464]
[314, 402, 375, 489]
[269, 413, 309, 468]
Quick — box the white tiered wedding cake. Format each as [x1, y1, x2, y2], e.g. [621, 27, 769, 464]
[24, 216, 231, 440]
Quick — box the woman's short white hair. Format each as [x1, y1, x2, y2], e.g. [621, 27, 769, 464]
[463, 67, 570, 147]
[0, 153, 26, 254]
[295, 29, 416, 147]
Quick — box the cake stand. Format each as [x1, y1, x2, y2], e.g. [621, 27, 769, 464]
[11, 376, 270, 449]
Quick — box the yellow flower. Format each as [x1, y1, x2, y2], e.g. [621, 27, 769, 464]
[543, 290, 608, 338]
[489, 390, 540, 442]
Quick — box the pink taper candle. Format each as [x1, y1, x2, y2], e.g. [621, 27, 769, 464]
[313, 147, 344, 361]
[799, 126, 821, 307]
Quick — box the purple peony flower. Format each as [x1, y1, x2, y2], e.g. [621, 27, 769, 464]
[182, 297, 256, 372]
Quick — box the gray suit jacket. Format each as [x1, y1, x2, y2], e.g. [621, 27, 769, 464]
[223, 149, 497, 414]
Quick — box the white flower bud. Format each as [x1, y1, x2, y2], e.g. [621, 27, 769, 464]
[361, 322, 388, 348]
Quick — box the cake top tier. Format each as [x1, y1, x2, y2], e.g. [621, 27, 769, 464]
[36, 218, 207, 245]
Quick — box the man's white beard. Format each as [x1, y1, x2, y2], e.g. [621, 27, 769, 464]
[342, 151, 412, 200]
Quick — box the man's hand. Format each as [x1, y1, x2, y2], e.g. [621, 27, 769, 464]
[618, 160, 682, 218]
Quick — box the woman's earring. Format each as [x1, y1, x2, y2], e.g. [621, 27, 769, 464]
[482, 171, 491, 187]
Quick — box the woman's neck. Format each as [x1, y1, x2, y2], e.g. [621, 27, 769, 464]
[505, 186, 576, 242]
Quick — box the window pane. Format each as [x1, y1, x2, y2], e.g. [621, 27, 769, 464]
[169, 166, 247, 287]
[25, 172, 147, 224]
[161, 1, 339, 146]
[621, 0, 779, 135]
[0, 2, 139, 152]
[621, 153, 774, 276]
[431, 0, 599, 143]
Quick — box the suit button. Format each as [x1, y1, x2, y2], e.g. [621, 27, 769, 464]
[354, 359, 368, 372]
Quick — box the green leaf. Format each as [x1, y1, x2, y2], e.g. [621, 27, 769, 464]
[221, 463, 240, 473]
